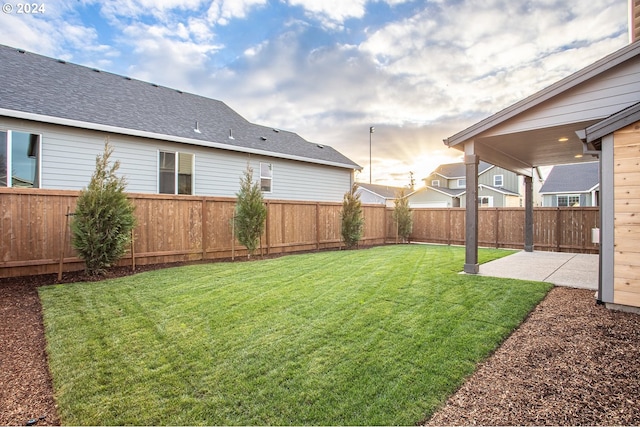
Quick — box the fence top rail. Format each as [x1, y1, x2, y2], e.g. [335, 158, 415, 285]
[0, 188, 346, 206]
[0, 189, 600, 212]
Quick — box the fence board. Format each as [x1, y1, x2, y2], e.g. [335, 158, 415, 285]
[0, 189, 599, 278]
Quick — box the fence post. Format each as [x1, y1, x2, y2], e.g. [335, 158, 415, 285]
[556, 208, 561, 252]
[316, 203, 320, 251]
[57, 206, 71, 282]
[446, 209, 452, 245]
[265, 200, 271, 256]
[495, 208, 500, 248]
[201, 197, 207, 260]
[231, 213, 235, 261]
[131, 229, 136, 271]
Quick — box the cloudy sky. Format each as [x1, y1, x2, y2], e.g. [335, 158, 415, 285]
[0, 0, 631, 187]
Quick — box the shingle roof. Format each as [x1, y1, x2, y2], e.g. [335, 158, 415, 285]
[0, 44, 360, 170]
[539, 162, 599, 194]
[430, 160, 493, 179]
[425, 186, 465, 197]
[356, 183, 407, 199]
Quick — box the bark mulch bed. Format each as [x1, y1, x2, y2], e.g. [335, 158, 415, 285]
[1, 268, 639, 426]
[426, 287, 640, 426]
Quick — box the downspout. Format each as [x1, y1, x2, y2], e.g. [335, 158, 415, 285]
[577, 129, 604, 304]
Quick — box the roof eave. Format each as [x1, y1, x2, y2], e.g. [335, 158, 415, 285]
[1, 108, 361, 170]
[585, 101, 640, 143]
[445, 41, 640, 148]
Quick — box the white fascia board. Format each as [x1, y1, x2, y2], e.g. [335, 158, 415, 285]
[478, 184, 515, 195]
[539, 190, 591, 195]
[426, 185, 465, 197]
[1, 108, 360, 170]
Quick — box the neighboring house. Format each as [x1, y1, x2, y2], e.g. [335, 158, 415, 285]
[539, 162, 599, 207]
[355, 183, 408, 207]
[409, 161, 521, 207]
[443, 36, 640, 310]
[0, 45, 360, 202]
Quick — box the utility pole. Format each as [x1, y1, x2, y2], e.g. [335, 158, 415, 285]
[369, 126, 374, 184]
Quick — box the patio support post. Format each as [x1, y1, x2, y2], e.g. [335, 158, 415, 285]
[524, 175, 534, 252]
[464, 149, 479, 274]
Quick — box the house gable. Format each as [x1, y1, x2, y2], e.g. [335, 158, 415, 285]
[444, 41, 640, 173]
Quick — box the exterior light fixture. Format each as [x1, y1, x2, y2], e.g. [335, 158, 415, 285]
[558, 137, 569, 142]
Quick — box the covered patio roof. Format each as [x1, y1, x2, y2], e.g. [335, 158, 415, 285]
[444, 41, 640, 176]
[442, 40, 640, 275]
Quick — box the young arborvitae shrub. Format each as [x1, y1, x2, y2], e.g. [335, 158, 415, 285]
[71, 141, 136, 276]
[340, 183, 364, 249]
[393, 187, 413, 243]
[234, 164, 267, 258]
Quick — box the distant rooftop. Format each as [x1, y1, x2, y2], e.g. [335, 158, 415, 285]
[540, 162, 599, 194]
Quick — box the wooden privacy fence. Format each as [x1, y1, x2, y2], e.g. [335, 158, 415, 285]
[0, 189, 599, 278]
[410, 207, 599, 253]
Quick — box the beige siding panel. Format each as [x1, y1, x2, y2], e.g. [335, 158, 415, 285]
[613, 121, 640, 308]
[614, 144, 640, 160]
[616, 197, 640, 214]
[615, 172, 640, 187]
[614, 157, 640, 174]
[613, 290, 640, 307]
[615, 226, 640, 250]
[615, 263, 640, 284]
[615, 212, 640, 225]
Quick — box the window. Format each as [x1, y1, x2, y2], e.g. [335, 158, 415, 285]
[493, 174, 504, 187]
[431, 180, 440, 187]
[158, 151, 193, 195]
[457, 178, 466, 188]
[0, 130, 40, 188]
[557, 195, 580, 207]
[260, 162, 272, 192]
[478, 196, 493, 207]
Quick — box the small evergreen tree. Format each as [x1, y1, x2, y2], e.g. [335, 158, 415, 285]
[393, 188, 413, 243]
[340, 184, 364, 249]
[234, 164, 267, 258]
[71, 141, 136, 275]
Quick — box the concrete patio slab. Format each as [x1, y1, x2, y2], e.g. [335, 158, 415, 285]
[478, 251, 598, 290]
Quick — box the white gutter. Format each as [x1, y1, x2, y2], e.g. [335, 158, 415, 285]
[1, 108, 361, 171]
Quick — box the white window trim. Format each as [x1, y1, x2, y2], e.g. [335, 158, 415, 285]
[431, 179, 440, 187]
[457, 178, 466, 188]
[557, 194, 580, 207]
[157, 150, 195, 195]
[178, 152, 195, 195]
[478, 196, 494, 207]
[2, 130, 42, 188]
[493, 174, 504, 187]
[260, 162, 273, 193]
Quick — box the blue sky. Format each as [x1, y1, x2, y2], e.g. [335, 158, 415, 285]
[0, 0, 630, 186]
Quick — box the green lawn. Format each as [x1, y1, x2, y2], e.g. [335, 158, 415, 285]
[39, 245, 552, 425]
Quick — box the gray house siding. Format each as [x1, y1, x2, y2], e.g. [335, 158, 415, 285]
[358, 190, 385, 205]
[408, 188, 459, 208]
[0, 117, 353, 202]
[478, 166, 519, 192]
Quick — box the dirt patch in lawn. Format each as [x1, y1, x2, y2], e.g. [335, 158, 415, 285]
[1, 267, 639, 426]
